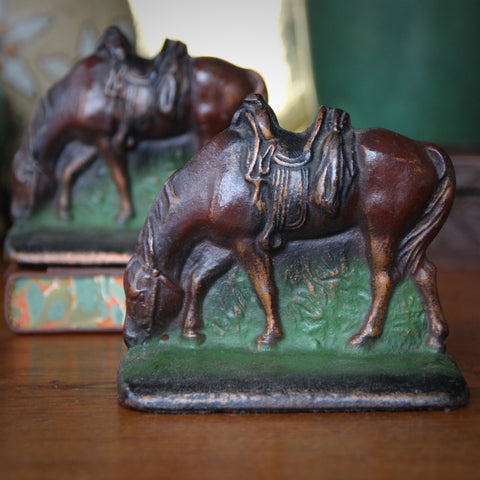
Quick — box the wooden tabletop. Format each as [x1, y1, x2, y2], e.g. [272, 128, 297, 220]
[1, 265, 479, 480]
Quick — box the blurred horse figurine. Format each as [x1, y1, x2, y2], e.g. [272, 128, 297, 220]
[123, 94, 455, 353]
[10, 26, 267, 222]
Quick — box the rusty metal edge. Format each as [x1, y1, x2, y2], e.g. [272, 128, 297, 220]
[117, 364, 469, 414]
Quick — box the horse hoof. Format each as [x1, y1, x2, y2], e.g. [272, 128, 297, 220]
[349, 333, 370, 349]
[426, 335, 446, 353]
[256, 331, 282, 350]
[116, 210, 133, 224]
[57, 209, 71, 221]
[182, 330, 206, 346]
[350, 325, 382, 349]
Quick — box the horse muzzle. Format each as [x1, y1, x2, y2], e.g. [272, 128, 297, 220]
[123, 316, 150, 347]
[10, 195, 33, 219]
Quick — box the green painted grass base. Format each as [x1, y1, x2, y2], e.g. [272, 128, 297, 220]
[118, 345, 469, 412]
[199, 244, 431, 356]
[5, 143, 190, 262]
[118, 242, 468, 413]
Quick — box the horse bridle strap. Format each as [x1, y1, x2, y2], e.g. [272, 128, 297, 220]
[146, 266, 183, 296]
[159, 273, 182, 295]
[26, 136, 56, 185]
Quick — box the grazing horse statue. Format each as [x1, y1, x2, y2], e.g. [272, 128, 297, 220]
[123, 94, 455, 352]
[10, 26, 267, 222]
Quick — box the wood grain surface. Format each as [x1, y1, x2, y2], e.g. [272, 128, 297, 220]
[1, 265, 479, 480]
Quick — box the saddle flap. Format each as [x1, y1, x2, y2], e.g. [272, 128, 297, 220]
[313, 132, 343, 214]
[158, 70, 177, 114]
[258, 166, 309, 250]
[312, 109, 356, 215]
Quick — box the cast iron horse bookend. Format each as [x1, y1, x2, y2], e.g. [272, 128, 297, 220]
[4, 27, 267, 333]
[118, 94, 468, 413]
[10, 26, 267, 224]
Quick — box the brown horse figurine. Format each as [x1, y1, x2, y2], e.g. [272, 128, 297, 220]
[123, 94, 455, 352]
[10, 26, 267, 222]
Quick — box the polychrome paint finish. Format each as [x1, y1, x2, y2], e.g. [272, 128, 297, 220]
[9, 151, 187, 235]
[7, 273, 124, 332]
[118, 254, 467, 412]
[120, 345, 459, 389]
[119, 244, 468, 412]
[4, 150, 190, 265]
[200, 255, 429, 355]
[122, 239, 431, 353]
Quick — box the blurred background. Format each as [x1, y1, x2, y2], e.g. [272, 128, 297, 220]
[0, 0, 479, 262]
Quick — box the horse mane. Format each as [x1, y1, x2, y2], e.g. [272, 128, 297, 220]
[14, 82, 61, 180]
[135, 177, 178, 268]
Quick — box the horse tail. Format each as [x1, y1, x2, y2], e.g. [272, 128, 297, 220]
[246, 69, 268, 102]
[397, 145, 455, 275]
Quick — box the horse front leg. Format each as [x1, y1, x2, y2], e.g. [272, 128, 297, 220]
[56, 145, 97, 219]
[350, 237, 399, 348]
[180, 246, 233, 344]
[96, 137, 133, 223]
[233, 238, 282, 349]
[410, 256, 448, 352]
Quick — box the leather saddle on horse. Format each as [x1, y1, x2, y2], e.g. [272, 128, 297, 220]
[241, 97, 356, 250]
[98, 31, 191, 150]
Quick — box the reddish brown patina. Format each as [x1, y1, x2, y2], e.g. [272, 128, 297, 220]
[124, 94, 454, 352]
[10, 27, 267, 222]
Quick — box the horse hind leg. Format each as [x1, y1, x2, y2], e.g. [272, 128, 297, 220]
[96, 137, 133, 223]
[409, 255, 448, 352]
[233, 238, 282, 349]
[350, 237, 400, 348]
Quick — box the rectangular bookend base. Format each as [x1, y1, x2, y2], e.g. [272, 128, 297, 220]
[117, 346, 469, 413]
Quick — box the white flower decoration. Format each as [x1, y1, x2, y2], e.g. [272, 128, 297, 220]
[0, 0, 53, 98]
[38, 19, 135, 82]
